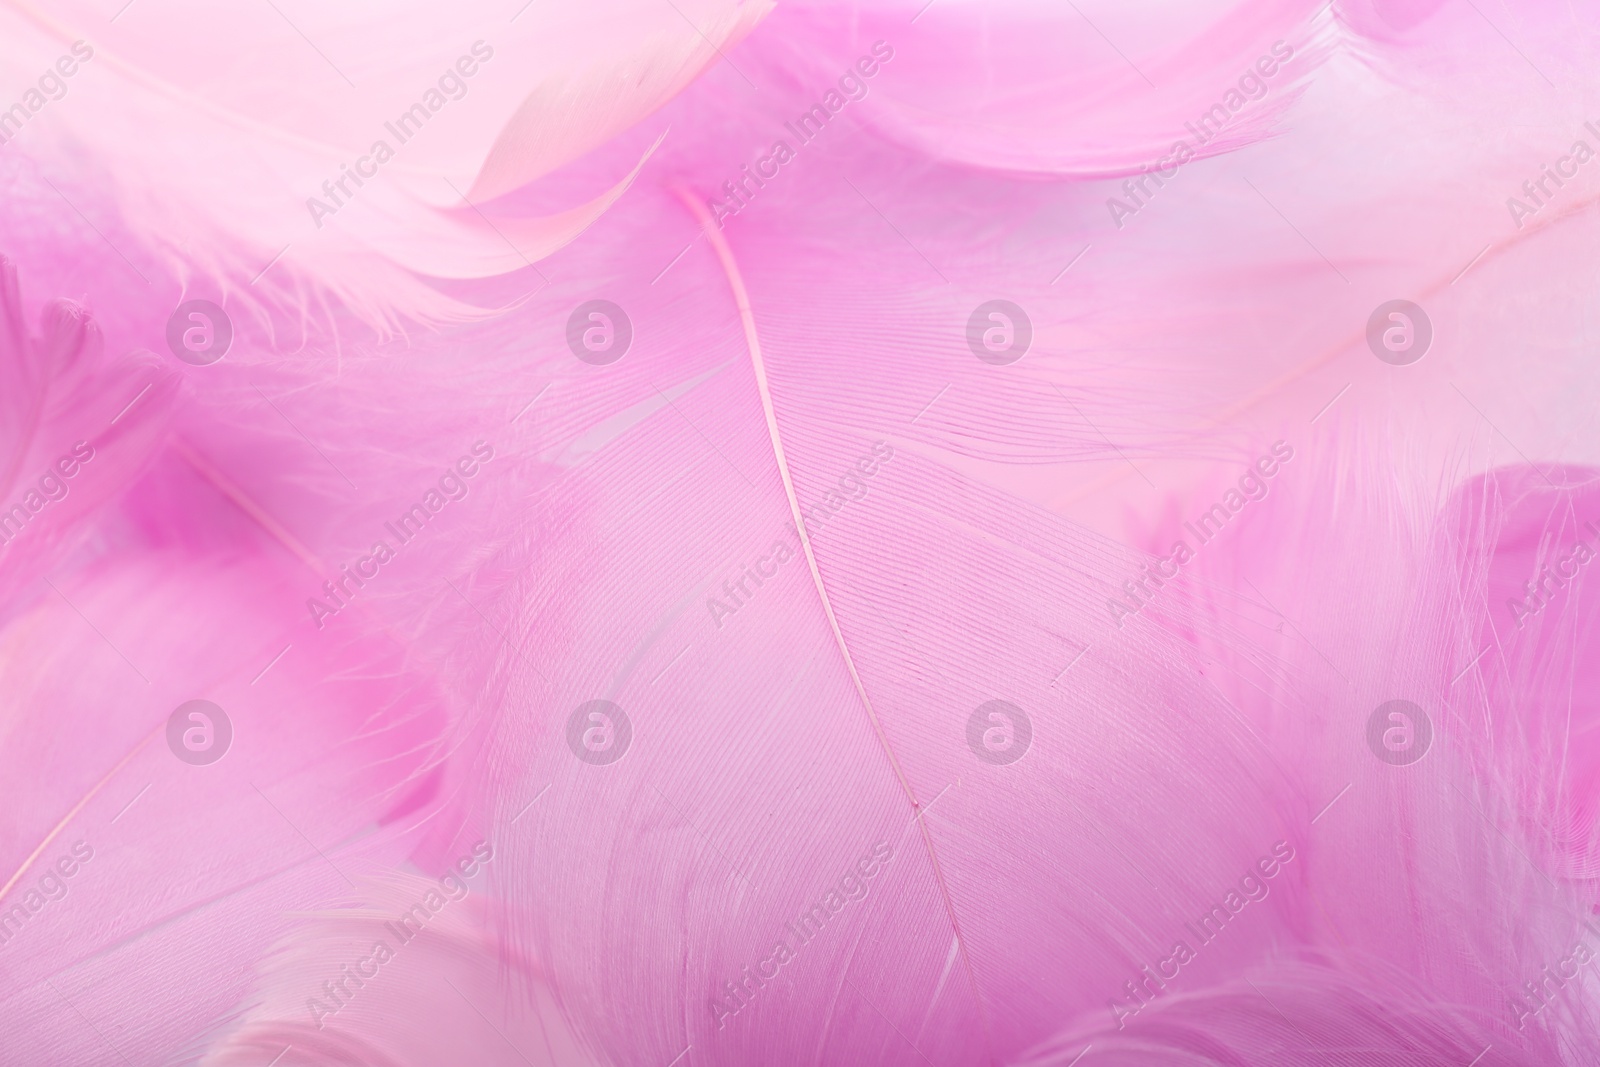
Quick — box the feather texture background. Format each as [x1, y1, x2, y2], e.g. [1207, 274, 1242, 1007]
[2, 0, 1599, 1064]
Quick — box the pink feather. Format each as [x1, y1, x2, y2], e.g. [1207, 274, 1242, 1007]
[1, 0, 1599, 1064]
